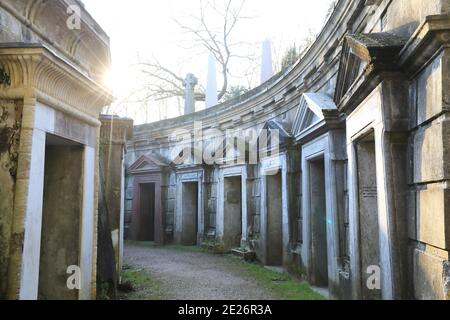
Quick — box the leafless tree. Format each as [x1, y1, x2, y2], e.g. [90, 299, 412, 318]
[136, 0, 256, 103]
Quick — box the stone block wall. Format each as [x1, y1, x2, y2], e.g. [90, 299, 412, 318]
[408, 48, 450, 300]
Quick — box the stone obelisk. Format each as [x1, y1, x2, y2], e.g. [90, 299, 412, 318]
[183, 73, 198, 115]
[261, 38, 274, 84]
[205, 53, 218, 109]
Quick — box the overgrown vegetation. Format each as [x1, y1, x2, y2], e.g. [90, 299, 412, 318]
[225, 256, 325, 300]
[118, 265, 168, 300]
[280, 46, 301, 71]
[222, 85, 250, 102]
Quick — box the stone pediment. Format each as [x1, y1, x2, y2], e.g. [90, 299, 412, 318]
[257, 120, 292, 155]
[129, 154, 168, 174]
[334, 32, 407, 105]
[292, 92, 337, 140]
[345, 33, 406, 65]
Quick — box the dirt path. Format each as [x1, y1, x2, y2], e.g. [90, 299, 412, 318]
[123, 243, 280, 300]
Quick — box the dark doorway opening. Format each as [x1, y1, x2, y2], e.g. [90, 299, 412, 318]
[181, 182, 199, 245]
[138, 183, 156, 241]
[223, 176, 243, 250]
[266, 172, 283, 266]
[38, 134, 83, 300]
[309, 157, 328, 287]
[355, 131, 381, 300]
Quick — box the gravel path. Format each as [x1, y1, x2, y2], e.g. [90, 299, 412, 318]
[124, 243, 280, 300]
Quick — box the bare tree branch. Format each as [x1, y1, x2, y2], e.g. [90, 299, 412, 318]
[136, 0, 254, 106]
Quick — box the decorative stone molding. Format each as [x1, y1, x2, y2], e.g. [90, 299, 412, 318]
[0, 45, 113, 125]
[399, 14, 450, 76]
[0, 0, 110, 81]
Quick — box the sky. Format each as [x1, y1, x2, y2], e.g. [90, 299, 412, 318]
[82, 0, 336, 124]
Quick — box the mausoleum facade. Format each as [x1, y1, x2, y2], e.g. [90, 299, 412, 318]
[0, 0, 113, 299]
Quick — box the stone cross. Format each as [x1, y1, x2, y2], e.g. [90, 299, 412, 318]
[183, 73, 198, 115]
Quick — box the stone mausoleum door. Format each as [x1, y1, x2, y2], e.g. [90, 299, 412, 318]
[38, 134, 84, 300]
[308, 157, 328, 287]
[138, 183, 156, 241]
[265, 172, 283, 266]
[223, 176, 243, 250]
[181, 182, 199, 245]
[355, 131, 381, 300]
[129, 155, 166, 245]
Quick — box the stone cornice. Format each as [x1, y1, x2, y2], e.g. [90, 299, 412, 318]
[0, 45, 113, 125]
[399, 14, 450, 77]
[338, 14, 450, 114]
[0, 0, 111, 82]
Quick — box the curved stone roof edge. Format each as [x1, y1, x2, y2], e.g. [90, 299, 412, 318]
[69, 0, 110, 44]
[134, 0, 357, 133]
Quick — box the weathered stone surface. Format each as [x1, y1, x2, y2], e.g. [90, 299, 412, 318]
[126, 177, 134, 188]
[413, 248, 447, 300]
[414, 117, 450, 183]
[125, 200, 133, 212]
[125, 188, 133, 200]
[168, 187, 176, 199]
[39, 146, 83, 300]
[253, 215, 261, 234]
[383, 0, 444, 38]
[167, 199, 175, 212]
[166, 213, 174, 226]
[251, 198, 260, 215]
[209, 183, 217, 198]
[252, 180, 261, 197]
[416, 52, 444, 125]
[209, 214, 216, 229]
[417, 183, 450, 250]
[0, 99, 21, 298]
[207, 199, 216, 213]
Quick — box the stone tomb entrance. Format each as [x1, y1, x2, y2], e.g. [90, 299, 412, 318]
[181, 182, 199, 245]
[129, 155, 165, 244]
[38, 134, 83, 300]
[223, 176, 243, 250]
[355, 131, 381, 300]
[308, 157, 328, 287]
[265, 172, 283, 266]
[138, 183, 156, 241]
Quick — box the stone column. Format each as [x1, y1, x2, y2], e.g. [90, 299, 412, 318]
[7, 97, 45, 300]
[183, 73, 198, 115]
[97, 115, 133, 297]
